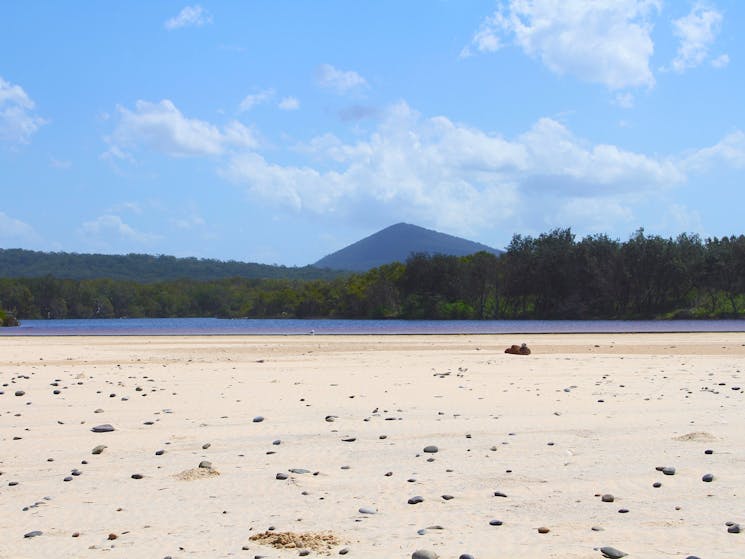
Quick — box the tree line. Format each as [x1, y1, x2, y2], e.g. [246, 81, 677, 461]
[2, 229, 744, 321]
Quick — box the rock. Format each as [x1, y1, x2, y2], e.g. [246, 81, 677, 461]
[24, 530, 42, 538]
[412, 551, 438, 559]
[505, 343, 531, 355]
[359, 507, 377, 514]
[15, 390, 25, 397]
[131, 473, 143, 479]
[91, 445, 107, 455]
[652, 482, 662, 488]
[339, 548, 349, 555]
[493, 491, 507, 498]
[601, 494, 614, 502]
[727, 524, 741, 534]
[537, 526, 550, 533]
[202, 443, 211, 449]
[459, 555, 475, 559]
[704, 449, 714, 455]
[489, 519, 503, 526]
[441, 494, 454, 500]
[91, 424, 115, 433]
[662, 466, 676, 476]
[252, 416, 265, 423]
[702, 473, 714, 482]
[408, 496, 424, 504]
[423, 445, 438, 453]
[198, 461, 212, 469]
[600, 547, 627, 558]
[276, 472, 288, 480]
[155, 449, 165, 456]
[289, 468, 310, 474]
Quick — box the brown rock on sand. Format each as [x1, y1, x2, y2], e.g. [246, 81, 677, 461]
[505, 343, 531, 355]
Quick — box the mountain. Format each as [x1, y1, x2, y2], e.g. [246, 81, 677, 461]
[313, 223, 502, 271]
[0, 249, 344, 282]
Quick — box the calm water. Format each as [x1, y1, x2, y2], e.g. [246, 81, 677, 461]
[2, 317, 744, 336]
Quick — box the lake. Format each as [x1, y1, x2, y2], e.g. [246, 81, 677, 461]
[2, 317, 744, 336]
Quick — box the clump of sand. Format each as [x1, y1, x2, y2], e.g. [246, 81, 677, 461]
[174, 467, 220, 481]
[248, 530, 342, 553]
[673, 431, 717, 442]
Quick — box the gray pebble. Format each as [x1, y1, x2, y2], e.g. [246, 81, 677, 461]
[662, 466, 676, 476]
[459, 555, 475, 559]
[198, 461, 212, 469]
[339, 548, 349, 555]
[24, 530, 42, 538]
[408, 496, 424, 504]
[423, 445, 438, 453]
[276, 472, 288, 480]
[253, 416, 264, 423]
[489, 519, 503, 526]
[15, 390, 25, 397]
[358, 507, 377, 514]
[702, 473, 714, 482]
[728, 524, 741, 534]
[91, 424, 115, 433]
[91, 445, 107, 455]
[600, 547, 627, 558]
[412, 551, 438, 559]
[601, 494, 614, 502]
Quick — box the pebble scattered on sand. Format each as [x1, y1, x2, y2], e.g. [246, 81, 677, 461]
[91, 424, 115, 433]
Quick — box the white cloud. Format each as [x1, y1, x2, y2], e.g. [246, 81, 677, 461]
[463, 0, 660, 90]
[0, 211, 39, 245]
[164, 5, 212, 30]
[672, 2, 722, 73]
[711, 53, 729, 68]
[614, 92, 635, 109]
[278, 97, 300, 111]
[104, 99, 257, 159]
[239, 89, 275, 112]
[0, 76, 46, 145]
[315, 64, 368, 94]
[81, 214, 160, 244]
[671, 3, 723, 73]
[221, 101, 682, 234]
[683, 130, 745, 172]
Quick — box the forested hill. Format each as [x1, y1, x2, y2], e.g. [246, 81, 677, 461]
[0, 249, 344, 282]
[314, 222, 502, 271]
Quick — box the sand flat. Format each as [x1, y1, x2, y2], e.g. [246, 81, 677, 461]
[1, 333, 744, 558]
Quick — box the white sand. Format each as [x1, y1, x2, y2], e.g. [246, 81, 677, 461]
[1, 333, 744, 558]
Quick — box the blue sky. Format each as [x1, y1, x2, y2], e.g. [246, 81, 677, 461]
[2, 1, 743, 266]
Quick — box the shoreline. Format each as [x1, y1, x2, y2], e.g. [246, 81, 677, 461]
[2, 333, 743, 558]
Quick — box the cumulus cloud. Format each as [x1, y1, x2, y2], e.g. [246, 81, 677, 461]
[462, 0, 660, 90]
[221, 101, 683, 234]
[711, 53, 729, 68]
[81, 214, 160, 245]
[104, 99, 257, 159]
[164, 5, 212, 30]
[239, 89, 275, 112]
[0, 76, 46, 145]
[278, 97, 300, 111]
[0, 211, 39, 245]
[315, 64, 368, 94]
[671, 3, 724, 73]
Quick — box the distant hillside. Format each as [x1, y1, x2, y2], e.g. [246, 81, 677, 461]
[314, 223, 502, 271]
[0, 248, 344, 282]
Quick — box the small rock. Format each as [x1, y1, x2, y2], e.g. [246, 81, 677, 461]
[459, 555, 475, 559]
[408, 496, 424, 504]
[489, 519, 503, 526]
[91, 424, 115, 433]
[108, 533, 118, 540]
[359, 507, 377, 514]
[537, 526, 550, 533]
[652, 482, 662, 488]
[600, 547, 627, 559]
[423, 445, 438, 453]
[198, 461, 212, 469]
[15, 390, 25, 397]
[91, 445, 107, 455]
[276, 473, 288, 480]
[441, 494, 454, 500]
[252, 416, 264, 423]
[601, 494, 614, 502]
[494, 491, 507, 498]
[24, 530, 42, 538]
[412, 551, 438, 559]
[339, 548, 349, 555]
[728, 524, 741, 534]
[702, 473, 714, 482]
[131, 473, 143, 479]
[662, 466, 676, 476]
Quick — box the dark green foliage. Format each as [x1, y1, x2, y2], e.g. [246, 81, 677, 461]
[2, 230, 744, 320]
[0, 249, 345, 282]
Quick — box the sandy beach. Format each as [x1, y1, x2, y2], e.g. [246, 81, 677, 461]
[1, 333, 743, 559]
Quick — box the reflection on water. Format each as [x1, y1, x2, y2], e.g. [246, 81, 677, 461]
[3, 317, 744, 336]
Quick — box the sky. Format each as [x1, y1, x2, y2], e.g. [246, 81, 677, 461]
[2, 1, 744, 266]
